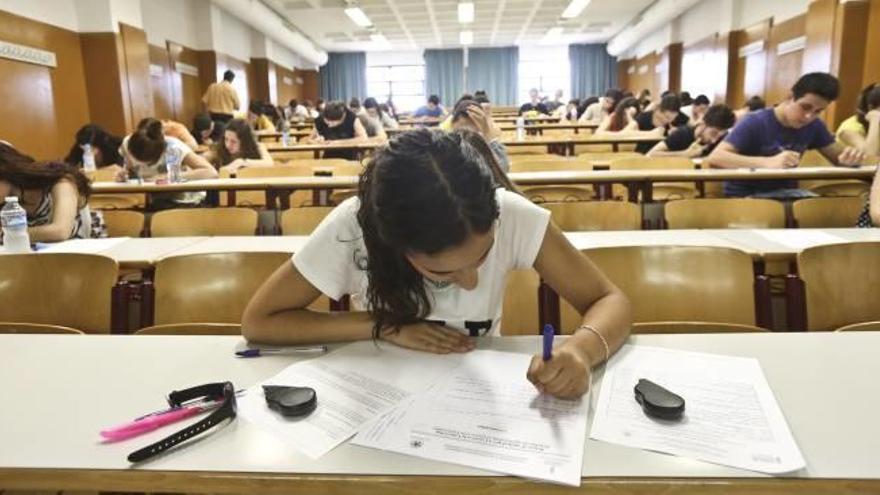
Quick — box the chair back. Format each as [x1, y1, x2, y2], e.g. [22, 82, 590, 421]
[0, 322, 84, 334]
[665, 198, 785, 229]
[153, 252, 291, 325]
[136, 323, 242, 335]
[280, 206, 335, 235]
[0, 254, 118, 333]
[541, 201, 641, 230]
[792, 196, 866, 228]
[798, 242, 880, 331]
[101, 210, 145, 237]
[150, 208, 259, 236]
[560, 246, 757, 331]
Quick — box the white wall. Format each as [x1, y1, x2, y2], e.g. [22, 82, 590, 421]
[212, 6, 251, 61]
[0, 0, 80, 31]
[735, 0, 811, 29]
[110, 0, 142, 29]
[141, 0, 204, 48]
[621, 0, 811, 59]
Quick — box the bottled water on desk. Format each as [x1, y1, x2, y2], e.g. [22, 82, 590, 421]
[281, 120, 291, 147]
[165, 146, 182, 183]
[515, 116, 525, 142]
[82, 144, 96, 172]
[1, 197, 31, 253]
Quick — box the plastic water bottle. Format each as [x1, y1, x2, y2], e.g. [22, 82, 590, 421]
[515, 116, 525, 142]
[82, 144, 96, 172]
[281, 120, 291, 147]
[165, 145, 182, 183]
[1, 197, 32, 253]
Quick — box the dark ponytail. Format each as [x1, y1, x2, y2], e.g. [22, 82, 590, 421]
[128, 118, 166, 163]
[856, 83, 880, 129]
[356, 129, 505, 337]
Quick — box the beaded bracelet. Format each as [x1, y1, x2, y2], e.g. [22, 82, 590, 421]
[576, 324, 609, 364]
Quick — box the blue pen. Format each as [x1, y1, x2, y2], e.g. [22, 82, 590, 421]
[236, 346, 328, 358]
[542, 324, 555, 361]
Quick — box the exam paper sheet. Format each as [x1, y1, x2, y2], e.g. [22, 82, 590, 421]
[589, 345, 805, 474]
[353, 350, 589, 486]
[237, 341, 462, 459]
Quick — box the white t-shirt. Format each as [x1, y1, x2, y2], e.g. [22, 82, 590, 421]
[120, 135, 204, 204]
[292, 188, 550, 336]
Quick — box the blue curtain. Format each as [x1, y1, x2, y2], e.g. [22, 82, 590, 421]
[465, 47, 518, 105]
[569, 44, 618, 99]
[319, 52, 367, 102]
[424, 49, 463, 110]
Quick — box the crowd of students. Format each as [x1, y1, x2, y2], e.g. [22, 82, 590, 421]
[1, 70, 878, 246]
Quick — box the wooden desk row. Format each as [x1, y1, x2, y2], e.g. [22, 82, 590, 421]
[91, 166, 877, 208]
[2, 332, 879, 493]
[36, 228, 880, 332]
[254, 123, 601, 142]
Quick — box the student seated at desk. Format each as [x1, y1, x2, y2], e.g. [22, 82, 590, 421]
[160, 119, 199, 150]
[519, 88, 549, 116]
[648, 104, 736, 158]
[836, 83, 880, 157]
[203, 119, 273, 174]
[64, 124, 123, 173]
[242, 129, 632, 399]
[597, 97, 641, 132]
[357, 98, 390, 140]
[0, 143, 105, 241]
[706, 73, 866, 199]
[247, 101, 277, 133]
[633, 94, 684, 153]
[413, 95, 447, 121]
[580, 89, 623, 124]
[191, 113, 225, 147]
[119, 118, 218, 209]
[308, 101, 368, 160]
[682, 94, 711, 123]
[734, 95, 766, 122]
[450, 99, 510, 172]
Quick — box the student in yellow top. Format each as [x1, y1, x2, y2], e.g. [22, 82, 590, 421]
[202, 70, 240, 124]
[836, 83, 880, 157]
[203, 119, 273, 175]
[242, 129, 632, 399]
[160, 120, 199, 150]
[247, 101, 277, 133]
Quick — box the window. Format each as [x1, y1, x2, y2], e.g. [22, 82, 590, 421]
[517, 46, 570, 104]
[366, 64, 425, 112]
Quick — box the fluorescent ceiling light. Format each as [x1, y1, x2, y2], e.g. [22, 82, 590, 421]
[541, 26, 564, 44]
[458, 2, 474, 23]
[561, 0, 591, 18]
[344, 6, 372, 27]
[460, 30, 473, 45]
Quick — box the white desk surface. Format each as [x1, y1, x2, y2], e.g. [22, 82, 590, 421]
[1, 332, 878, 490]
[31, 229, 880, 269]
[707, 228, 880, 260]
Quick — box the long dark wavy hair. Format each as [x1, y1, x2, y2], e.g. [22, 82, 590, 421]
[608, 96, 640, 132]
[0, 143, 91, 207]
[213, 118, 262, 167]
[64, 124, 123, 168]
[356, 129, 515, 337]
[856, 83, 880, 129]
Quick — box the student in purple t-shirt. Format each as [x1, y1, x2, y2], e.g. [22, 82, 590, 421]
[706, 73, 866, 198]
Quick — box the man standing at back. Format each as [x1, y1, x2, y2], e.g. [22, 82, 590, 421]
[202, 70, 240, 124]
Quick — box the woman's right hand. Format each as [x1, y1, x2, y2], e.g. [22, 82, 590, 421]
[380, 322, 475, 354]
[114, 168, 129, 182]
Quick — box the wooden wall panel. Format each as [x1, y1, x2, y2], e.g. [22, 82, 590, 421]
[119, 23, 153, 129]
[764, 15, 805, 107]
[297, 69, 319, 103]
[251, 58, 271, 103]
[276, 65, 298, 106]
[80, 33, 129, 137]
[149, 44, 174, 121]
[730, 19, 771, 108]
[628, 52, 661, 99]
[616, 59, 633, 92]
[666, 43, 682, 93]
[864, 0, 880, 86]
[828, 0, 869, 129]
[803, 0, 836, 74]
[167, 41, 203, 129]
[0, 9, 90, 160]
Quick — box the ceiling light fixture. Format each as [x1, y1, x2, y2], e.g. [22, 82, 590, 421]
[541, 26, 564, 44]
[561, 0, 591, 19]
[460, 30, 473, 45]
[458, 2, 474, 23]
[370, 33, 391, 48]
[344, 6, 372, 27]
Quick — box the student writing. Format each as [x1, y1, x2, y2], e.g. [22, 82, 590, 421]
[242, 129, 632, 399]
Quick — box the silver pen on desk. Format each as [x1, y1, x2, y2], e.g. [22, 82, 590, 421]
[235, 346, 328, 358]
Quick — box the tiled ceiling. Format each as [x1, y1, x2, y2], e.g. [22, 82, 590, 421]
[264, 0, 655, 51]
